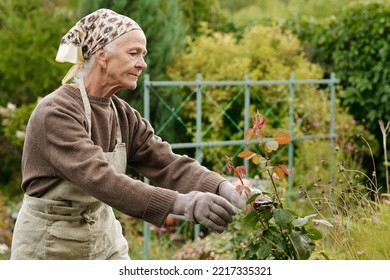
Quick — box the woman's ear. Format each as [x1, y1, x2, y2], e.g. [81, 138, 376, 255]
[95, 48, 108, 68]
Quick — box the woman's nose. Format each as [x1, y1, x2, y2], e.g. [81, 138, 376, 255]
[136, 57, 147, 70]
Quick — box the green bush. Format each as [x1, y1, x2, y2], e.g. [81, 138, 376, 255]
[166, 24, 374, 181]
[0, 0, 76, 106]
[283, 1, 389, 190]
[284, 1, 390, 128]
[0, 0, 75, 197]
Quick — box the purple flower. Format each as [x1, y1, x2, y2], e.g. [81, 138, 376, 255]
[371, 215, 380, 222]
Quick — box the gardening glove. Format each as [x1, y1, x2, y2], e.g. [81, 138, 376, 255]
[218, 180, 261, 209]
[172, 191, 236, 233]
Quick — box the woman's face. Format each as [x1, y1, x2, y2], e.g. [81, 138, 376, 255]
[104, 29, 148, 90]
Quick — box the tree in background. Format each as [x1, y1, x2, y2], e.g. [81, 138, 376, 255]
[180, 0, 236, 37]
[284, 1, 390, 190]
[0, 0, 75, 196]
[219, 0, 383, 27]
[0, 0, 76, 106]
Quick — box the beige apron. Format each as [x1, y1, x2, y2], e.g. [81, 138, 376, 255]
[11, 79, 130, 260]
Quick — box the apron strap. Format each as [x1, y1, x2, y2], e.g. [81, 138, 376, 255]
[78, 78, 92, 138]
[111, 99, 123, 144]
[77, 78, 122, 143]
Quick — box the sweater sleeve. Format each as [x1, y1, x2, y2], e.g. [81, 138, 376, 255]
[42, 97, 177, 227]
[121, 102, 226, 196]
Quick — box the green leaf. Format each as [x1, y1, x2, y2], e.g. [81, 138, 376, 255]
[273, 208, 291, 228]
[276, 238, 288, 253]
[292, 217, 308, 227]
[244, 242, 260, 259]
[290, 230, 313, 260]
[288, 208, 300, 217]
[307, 228, 323, 240]
[257, 241, 272, 260]
[246, 193, 261, 205]
[242, 210, 260, 232]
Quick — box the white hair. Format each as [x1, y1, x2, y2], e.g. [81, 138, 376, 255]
[74, 55, 95, 80]
[73, 36, 125, 81]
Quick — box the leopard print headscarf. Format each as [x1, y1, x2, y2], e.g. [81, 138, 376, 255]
[56, 9, 141, 84]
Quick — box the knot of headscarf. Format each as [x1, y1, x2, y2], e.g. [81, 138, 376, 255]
[55, 9, 141, 84]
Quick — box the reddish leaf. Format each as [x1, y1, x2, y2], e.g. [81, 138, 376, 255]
[244, 128, 254, 145]
[238, 150, 256, 158]
[275, 132, 292, 145]
[235, 185, 251, 197]
[225, 163, 232, 174]
[255, 131, 264, 143]
[278, 164, 292, 176]
[235, 184, 244, 192]
[253, 113, 266, 130]
[274, 166, 285, 180]
[234, 165, 246, 178]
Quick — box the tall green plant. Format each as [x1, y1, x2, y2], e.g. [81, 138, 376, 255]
[283, 0, 389, 190]
[0, 0, 75, 106]
[0, 0, 76, 197]
[225, 111, 332, 260]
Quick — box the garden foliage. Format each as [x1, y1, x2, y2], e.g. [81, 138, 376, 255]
[0, 0, 75, 106]
[284, 1, 390, 129]
[0, 0, 388, 260]
[167, 24, 374, 182]
[225, 112, 332, 260]
[283, 1, 390, 189]
[0, 0, 75, 196]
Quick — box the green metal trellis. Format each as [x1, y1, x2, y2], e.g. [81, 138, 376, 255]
[141, 73, 339, 259]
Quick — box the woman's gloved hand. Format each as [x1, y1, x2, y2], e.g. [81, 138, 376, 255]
[218, 180, 261, 209]
[172, 191, 236, 233]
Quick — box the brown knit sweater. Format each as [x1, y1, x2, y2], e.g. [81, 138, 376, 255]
[21, 85, 225, 227]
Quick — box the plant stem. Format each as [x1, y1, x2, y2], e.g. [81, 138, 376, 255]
[359, 135, 378, 191]
[266, 169, 283, 208]
[379, 119, 389, 193]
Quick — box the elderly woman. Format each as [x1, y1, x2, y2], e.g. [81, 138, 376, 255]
[11, 9, 251, 260]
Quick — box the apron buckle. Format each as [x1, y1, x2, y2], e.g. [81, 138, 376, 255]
[81, 211, 95, 225]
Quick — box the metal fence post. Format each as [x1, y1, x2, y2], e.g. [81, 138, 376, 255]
[143, 74, 151, 260]
[140, 74, 339, 257]
[288, 73, 295, 191]
[330, 72, 337, 144]
[244, 75, 251, 173]
[329, 72, 337, 180]
[194, 73, 202, 239]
